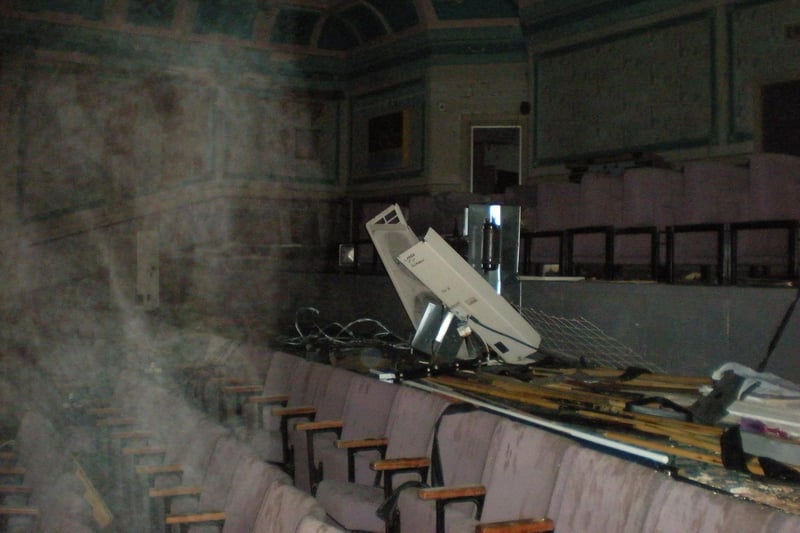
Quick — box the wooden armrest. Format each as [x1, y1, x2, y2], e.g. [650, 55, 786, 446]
[136, 464, 184, 476]
[476, 518, 554, 533]
[207, 377, 246, 385]
[0, 466, 26, 476]
[122, 446, 167, 456]
[88, 407, 120, 416]
[149, 485, 203, 499]
[246, 394, 289, 405]
[296, 419, 343, 432]
[336, 437, 388, 450]
[0, 485, 32, 494]
[372, 457, 430, 472]
[110, 431, 153, 441]
[221, 384, 262, 394]
[96, 417, 137, 427]
[418, 484, 486, 501]
[272, 405, 316, 417]
[0, 506, 39, 516]
[166, 511, 225, 525]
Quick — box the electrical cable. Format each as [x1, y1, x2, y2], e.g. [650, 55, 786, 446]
[468, 314, 540, 352]
[756, 285, 800, 373]
[282, 307, 412, 352]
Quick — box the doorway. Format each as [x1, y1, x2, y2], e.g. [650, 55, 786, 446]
[470, 126, 521, 194]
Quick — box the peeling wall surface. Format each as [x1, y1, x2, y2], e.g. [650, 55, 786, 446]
[0, 0, 799, 389]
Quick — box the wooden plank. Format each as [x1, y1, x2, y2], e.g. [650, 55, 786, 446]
[603, 431, 724, 466]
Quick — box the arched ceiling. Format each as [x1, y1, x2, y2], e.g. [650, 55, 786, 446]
[269, 0, 520, 51]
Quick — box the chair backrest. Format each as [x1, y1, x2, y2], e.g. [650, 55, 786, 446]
[304, 363, 335, 407]
[546, 445, 663, 533]
[339, 374, 398, 441]
[316, 367, 356, 421]
[478, 419, 575, 523]
[621, 167, 682, 227]
[748, 152, 800, 220]
[437, 408, 501, 487]
[222, 457, 291, 532]
[285, 358, 313, 408]
[253, 481, 327, 533]
[641, 473, 796, 533]
[262, 351, 301, 396]
[295, 514, 346, 533]
[199, 436, 256, 510]
[384, 387, 452, 460]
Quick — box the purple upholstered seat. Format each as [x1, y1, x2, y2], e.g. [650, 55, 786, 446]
[295, 514, 346, 533]
[545, 445, 664, 533]
[735, 153, 800, 275]
[417, 418, 576, 533]
[641, 472, 800, 532]
[172, 456, 290, 533]
[310, 374, 398, 487]
[396, 408, 502, 533]
[315, 386, 453, 532]
[253, 481, 327, 533]
[291, 367, 356, 492]
[245, 360, 329, 464]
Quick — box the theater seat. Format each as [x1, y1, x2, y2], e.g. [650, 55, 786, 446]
[545, 445, 664, 532]
[253, 481, 327, 533]
[297, 374, 398, 490]
[164, 455, 289, 532]
[642, 472, 800, 532]
[396, 408, 502, 533]
[401, 418, 575, 533]
[290, 367, 356, 492]
[315, 386, 453, 532]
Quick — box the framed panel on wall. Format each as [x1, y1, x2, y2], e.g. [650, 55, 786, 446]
[351, 80, 424, 183]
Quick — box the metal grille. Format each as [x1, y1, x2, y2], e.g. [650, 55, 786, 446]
[520, 307, 665, 373]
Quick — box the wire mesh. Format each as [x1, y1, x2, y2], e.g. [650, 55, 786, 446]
[520, 307, 665, 373]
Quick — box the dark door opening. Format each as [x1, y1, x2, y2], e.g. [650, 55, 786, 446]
[762, 79, 800, 156]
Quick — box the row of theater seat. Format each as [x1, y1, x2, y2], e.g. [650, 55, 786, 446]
[180, 345, 800, 532]
[0, 409, 98, 532]
[6, 332, 800, 532]
[88, 363, 343, 532]
[0, 347, 343, 532]
[358, 152, 800, 282]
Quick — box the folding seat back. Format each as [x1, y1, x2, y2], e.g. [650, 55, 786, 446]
[545, 445, 664, 533]
[295, 514, 346, 533]
[197, 437, 255, 511]
[527, 182, 582, 269]
[441, 419, 575, 532]
[215, 458, 290, 532]
[731, 153, 800, 275]
[263, 352, 302, 396]
[315, 375, 398, 485]
[253, 481, 327, 533]
[535, 182, 581, 232]
[303, 363, 335, 408]
[380, 386, 453, 474]
[259, 357, 313, 428]
[316, 367, 356, 422]
[155, 418, 229, 488]
[747, 153, 800, 220]
[614, 158, 668, 207]
[641, 473, 798, 532]
[397, 408, 502, 533]
[679, 161, 750, 224]
[291, 367, 356, 492]
[579, 172, 623, 227]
